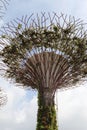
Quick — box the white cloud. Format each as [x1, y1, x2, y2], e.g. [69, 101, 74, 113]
[0, 78, 37, 130]
[56, 85, 87, 130]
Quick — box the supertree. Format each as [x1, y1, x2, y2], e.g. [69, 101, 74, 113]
[0, 13, 87, 129]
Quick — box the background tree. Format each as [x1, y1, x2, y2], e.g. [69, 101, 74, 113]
[0, 0, 10, 106]
[0, 0, 10, 18]
[0, 13, 87, 129]
[0, 88, 7, 106]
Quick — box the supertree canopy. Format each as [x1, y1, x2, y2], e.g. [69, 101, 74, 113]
[0, 13, 87, 130]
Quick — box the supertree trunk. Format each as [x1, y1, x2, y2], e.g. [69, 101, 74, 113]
[36, 89, 58, 130]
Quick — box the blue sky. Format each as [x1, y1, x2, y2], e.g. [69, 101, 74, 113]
[0, 0, 87, 130]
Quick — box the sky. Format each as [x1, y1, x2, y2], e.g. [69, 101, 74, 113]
[0, 0, 87, 130]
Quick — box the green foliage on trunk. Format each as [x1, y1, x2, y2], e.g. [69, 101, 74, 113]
[36, 92, 58, 130]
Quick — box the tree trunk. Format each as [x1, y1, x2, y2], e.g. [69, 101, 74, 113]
[36, 89, 58, 130]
